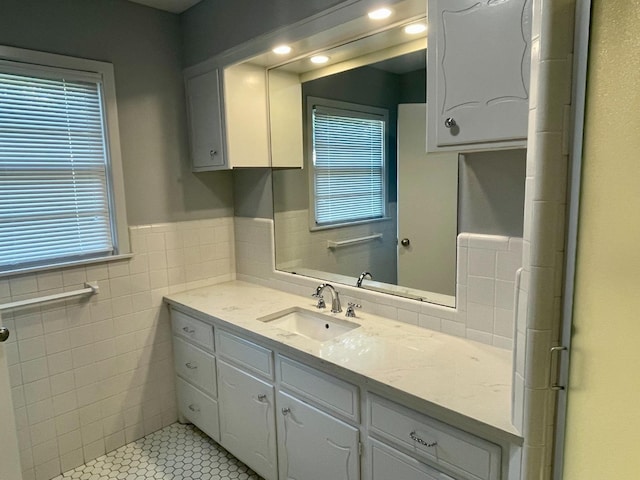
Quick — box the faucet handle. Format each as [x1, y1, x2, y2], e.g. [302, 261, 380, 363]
[311, 293, 326, 309]
[345, 302, 361, 318]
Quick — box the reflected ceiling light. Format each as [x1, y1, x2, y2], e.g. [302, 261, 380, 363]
[404, 23, 427, 35]
[272, 45, 292, 55]
[310, 55, 330, 64]
[368, 7, 392, 20]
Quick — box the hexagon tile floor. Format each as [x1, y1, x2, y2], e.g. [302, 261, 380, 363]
[52, 423, 263, 480]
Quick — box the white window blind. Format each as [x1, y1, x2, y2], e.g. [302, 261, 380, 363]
[312, 105, 386, 226]
[0, 66, 115, 273]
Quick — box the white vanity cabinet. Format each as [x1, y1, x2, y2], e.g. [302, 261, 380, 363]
[427, 0, 532, 152]
[184, 66, 227, 171]
[367, 395, 502, 480]
[276, 391, 360, 480]
[217, 359, 278, 480]
[169, 304, 512, 480]
[170, 308, 220, 441]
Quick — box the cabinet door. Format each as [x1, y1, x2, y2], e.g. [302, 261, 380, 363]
[185, 68, 226, 170]
[427, 0, 531, 150]
[370, 439, 455, 480]
[217, 360, 277, 480]
[277, 391, 359, 480]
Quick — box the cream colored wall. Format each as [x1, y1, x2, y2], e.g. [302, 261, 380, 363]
[563, 0, 640, 477]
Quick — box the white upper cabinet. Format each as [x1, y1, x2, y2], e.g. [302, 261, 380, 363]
[185, 67, 226, 171]
[427, 0, 532, 152]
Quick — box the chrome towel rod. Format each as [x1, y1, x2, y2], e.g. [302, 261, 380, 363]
[0, 282, 99, 311]
[327, 233, 383, 249]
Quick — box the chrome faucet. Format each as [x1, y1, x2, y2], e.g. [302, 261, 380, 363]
[356, 271, 372, 288]
[312, 283, 342, 313]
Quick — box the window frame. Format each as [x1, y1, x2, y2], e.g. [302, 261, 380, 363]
[0, 46, 130, 277]
[306, 96, 390, 231]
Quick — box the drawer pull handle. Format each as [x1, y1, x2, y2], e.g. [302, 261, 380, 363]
[182, 326, 195, 334]
[282, 407, 291, 415]
[185, 362, 198, 370]
[188, 404, 200, 413]
[257, 394, 267, 401]
[409, 431, 437, 448]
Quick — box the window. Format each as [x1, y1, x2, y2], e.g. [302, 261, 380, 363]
[309, 97, 387, 228]
[0, 47, 128, 275]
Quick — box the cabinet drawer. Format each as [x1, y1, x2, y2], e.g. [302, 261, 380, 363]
[278, 356, 359, 421]
[171, 309, 214, 352]
[176, 377, 219, 442]
[173, 336, 217, 398]
[368, 395, 501, 480]
[216, 329, 273, 378]
[370, 438, 454, 480]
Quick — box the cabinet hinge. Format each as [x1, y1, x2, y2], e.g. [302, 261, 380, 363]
[358, 442, 363, 456]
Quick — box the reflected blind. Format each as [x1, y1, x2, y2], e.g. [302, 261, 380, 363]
[312, 105, 385, 226]
[0, 68, 114, 272]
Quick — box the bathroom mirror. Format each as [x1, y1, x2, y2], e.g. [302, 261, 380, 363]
[268, 15, 460, 307]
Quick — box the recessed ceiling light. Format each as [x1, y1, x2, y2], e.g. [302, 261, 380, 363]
[368, 7, 392, 20]
[310, 55, 330, 64]
[404, 23, 427, 35]
[272, 45, 292, 55]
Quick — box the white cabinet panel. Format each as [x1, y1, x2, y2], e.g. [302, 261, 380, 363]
[173, 336, 217, 398]
[427, 0, 531, 151]
[370, 439, 455, 480]
[176, 377, 220, 442]
[171, 308, 214, 352]
[216, 329, 274, 378]
[368, 395, 501, 480]
[277, 391, 359, 480]
[278, 355, 359, 421]
[185, 68, 226, 170]
[217, 360, 277, 480]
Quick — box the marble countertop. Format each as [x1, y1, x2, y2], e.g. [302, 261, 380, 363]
[164, 280, 520, 440]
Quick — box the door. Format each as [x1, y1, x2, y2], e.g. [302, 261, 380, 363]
[277, 391, 359, 480]
[217, 360, 277, 480]
[397, 104, 458, 297]
[186, 68, 226, 171]
[0, 318, 23, 480]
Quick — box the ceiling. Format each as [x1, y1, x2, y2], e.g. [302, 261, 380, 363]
[126, 0, 202, 14]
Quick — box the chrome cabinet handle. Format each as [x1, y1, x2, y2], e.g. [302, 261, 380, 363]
[185, 362, 198, 370]
[188, 404, 200, 413]
[0, 327, 9, 342]
[282, 407, 291, 415]
[444, 117, 457, 128]
[210, 150, 218, 157]
[409, 431, 437, 448]
[257, 394, 267, 401]
[182, 326, 195, 334]
[400, 238, 411, 247]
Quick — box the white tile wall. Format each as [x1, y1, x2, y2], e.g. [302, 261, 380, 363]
[515, 0, 576, 477]
[1, 218, 235, 480]
[236, 217, 523, 350]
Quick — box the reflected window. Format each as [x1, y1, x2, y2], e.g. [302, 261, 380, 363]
[310, 98, 387, 227]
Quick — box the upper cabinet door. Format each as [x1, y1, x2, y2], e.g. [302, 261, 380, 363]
[427, 0, 532, 151]
[185, 68, 226, 171]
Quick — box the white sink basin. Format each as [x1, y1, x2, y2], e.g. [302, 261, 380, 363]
[258, 307, 360, 342]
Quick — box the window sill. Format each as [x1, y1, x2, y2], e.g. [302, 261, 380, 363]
[0, 253, 134, 279]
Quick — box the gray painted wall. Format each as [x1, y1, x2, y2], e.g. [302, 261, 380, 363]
[458, 149, 527, 237]
[0, 0, 233, 225]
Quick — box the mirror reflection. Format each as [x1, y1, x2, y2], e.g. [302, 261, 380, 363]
[270, 20, 460, 307]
